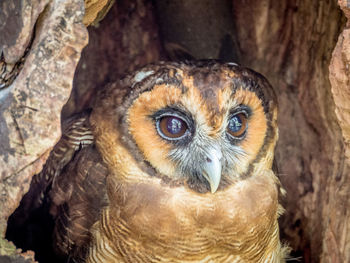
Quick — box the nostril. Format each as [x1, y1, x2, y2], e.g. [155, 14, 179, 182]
[206, 157, 212, 163]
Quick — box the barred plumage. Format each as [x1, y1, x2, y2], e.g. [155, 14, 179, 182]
[10, 61, 289, 262]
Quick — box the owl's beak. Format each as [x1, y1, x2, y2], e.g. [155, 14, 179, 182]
[202, 147, 222, 194]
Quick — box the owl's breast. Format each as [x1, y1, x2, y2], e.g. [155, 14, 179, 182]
[89, 170, 281, 262]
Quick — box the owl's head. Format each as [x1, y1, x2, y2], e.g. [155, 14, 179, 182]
[91, 61, 278, 194]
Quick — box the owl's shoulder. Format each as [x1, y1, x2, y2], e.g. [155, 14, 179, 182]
[51, 143, 108, 259]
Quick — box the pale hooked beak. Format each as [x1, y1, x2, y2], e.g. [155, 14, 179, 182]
[202, 147, 223, 193]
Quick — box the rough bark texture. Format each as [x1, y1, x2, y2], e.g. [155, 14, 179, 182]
[0, 0, 88, 261]
[62, 0, 164, 119]
[1, 0, 349, 262]
[232, 0, 348, 262]
[327, 1, 350, 262]
[330, 1, 350, 160]
[83, 0, 115, 26]
[1, 0, 163, 261]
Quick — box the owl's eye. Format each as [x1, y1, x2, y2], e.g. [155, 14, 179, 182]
[157, 115, 188, 140]
[227, 113, 248, 138]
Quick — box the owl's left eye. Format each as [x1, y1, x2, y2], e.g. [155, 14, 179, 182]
[157, 115, 188, 140]
[227, 113, 248, 138]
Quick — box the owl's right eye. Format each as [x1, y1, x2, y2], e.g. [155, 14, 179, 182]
[157, 115, 188, 140]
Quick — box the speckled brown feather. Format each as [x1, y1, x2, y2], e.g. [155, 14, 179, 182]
[85, 61, 289, 262]
[50, 145, 108, 260]
[14, 61, 289, 262]
[8, 112, 94, 227]
[86, 170, 286, 262]
[7, 112, 104, 261]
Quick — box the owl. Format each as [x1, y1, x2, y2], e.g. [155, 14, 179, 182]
[9, 61, 289, 262]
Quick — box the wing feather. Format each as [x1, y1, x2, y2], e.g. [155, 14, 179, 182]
[7, 111, 108, 262]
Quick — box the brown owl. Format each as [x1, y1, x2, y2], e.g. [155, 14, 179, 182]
[9, 61, 289, 262]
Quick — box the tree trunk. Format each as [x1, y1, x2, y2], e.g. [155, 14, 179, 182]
[0, 0, 349, 262]
[232, 1, 349, 262]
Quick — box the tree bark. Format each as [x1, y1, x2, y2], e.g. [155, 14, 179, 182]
[232, 1, 349, 262]
[0, 0, 87, 261]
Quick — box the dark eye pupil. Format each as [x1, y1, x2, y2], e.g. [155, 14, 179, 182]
[167, 117, 183, 134]
[227, 112, 247, 138]
[228, 115, 242, 132]
[158, 115, 188, 140]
